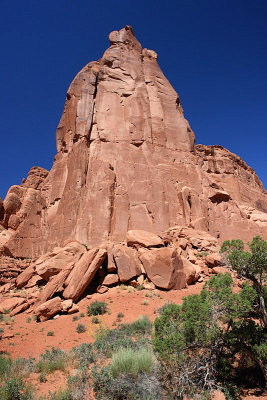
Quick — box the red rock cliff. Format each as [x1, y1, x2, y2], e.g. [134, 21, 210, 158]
[1, 26, 266, 257]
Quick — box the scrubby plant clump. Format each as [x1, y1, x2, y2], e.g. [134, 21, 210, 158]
[154, 262, 267, 397]
[87, 301, 107, 316]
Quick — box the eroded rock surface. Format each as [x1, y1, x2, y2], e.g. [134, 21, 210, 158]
[0, 25, 265, 259]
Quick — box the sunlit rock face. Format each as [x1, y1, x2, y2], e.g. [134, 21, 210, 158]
[1, 25, 266, 257]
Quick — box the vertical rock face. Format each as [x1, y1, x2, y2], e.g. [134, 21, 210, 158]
[0, 25, 266, 258]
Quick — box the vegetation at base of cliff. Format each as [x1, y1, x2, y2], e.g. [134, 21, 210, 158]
[0, 236, 265, 399]
[153, 235, 266, 398]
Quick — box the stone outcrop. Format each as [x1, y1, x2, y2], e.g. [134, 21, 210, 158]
[0, 25, 266, 320]
[139, 247, 180, 289]
[0, 25, 265, 260]
[62, 248, 107, 301]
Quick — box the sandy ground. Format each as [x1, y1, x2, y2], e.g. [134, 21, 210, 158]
[1, 282, 266, 399]
[0, 283, 204, 359]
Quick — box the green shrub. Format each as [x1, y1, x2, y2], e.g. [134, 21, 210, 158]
[154, 271, 267, 397]
[35, 348, 67, 374]
[142, 300, 149, 306]
[47, 331, 54, 336]
[117, 312, 124, 319]
[87, 301, 107, 316]
[76, 324, 86, 334]
[0, 377, 33, 400]
[130, 315, 152, 334]
[92, 316, 100, 324]
[72, 315, 79, 322]
[39, 372, 47, 383]
[94, 326, 136, 357]
[72, 343, 95, 369]
[110, 347, 155, 378]
[92, 364, 161, 400]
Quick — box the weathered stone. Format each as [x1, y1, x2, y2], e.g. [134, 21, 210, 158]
[0, 297, 26, 313]
[97, 286, 109, 294]
[102, 274, 119, 286]
[212, 266, 231, 275]
[67, 304, 79, 314]
[113, 245, 142, 282]
[34, 241, 85, 280]
[16, 266, 35, 288]
[35, 262, 73, 305]
[205, 253, 224, 267]
[126, 230, 164, 248]
[63, 248, 107, 301]
[35, 297, 62, 321]
[0, 25, 266, 265]
[10, 302, 29, 316]
[174, 257, 201, 289]
[61, 299, 73, 312]
[139, 247, 179, 289]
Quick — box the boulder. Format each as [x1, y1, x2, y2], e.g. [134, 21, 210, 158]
[0, 297, 26, 313]
[126, 230, 164, 248]
[35, 262, 74, 305]
[63, 248, 107, 301]
[34, 241, 85, 280]
[205, 253, 224, 267]
[113, 245, 142, 282]
[67, 304, 79, 314]
[139, 247, 179, 289]
[16, 266, 35, 288]
[212, 266, 231, 275]
[61, 299, 73, 312]
[102, 274, 119, 286]
[10, 302, 29, 316]
[25, 274, 43, 288]
[35, 297, 62, 322]
[174, 257, 201, 289]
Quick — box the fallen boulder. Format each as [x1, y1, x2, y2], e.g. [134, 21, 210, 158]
[63, 248, 107, 301]
[34, 241, 85, 280]
[0, 296, 26, 313]
[113, 245, 142, 282]
[102, 274, 119, 286]
[139, 247, 179, 289]
[35, 297, 62, 322]
[16, 266, 35, 288]
[126, 230, 164, 248]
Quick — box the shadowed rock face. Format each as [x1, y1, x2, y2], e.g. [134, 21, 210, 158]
[0, 25, 266, 257]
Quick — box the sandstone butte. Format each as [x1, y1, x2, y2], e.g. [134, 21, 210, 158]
[0, 26, 266, 320]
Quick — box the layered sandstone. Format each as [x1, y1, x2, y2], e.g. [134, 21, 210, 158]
[0, 25, 266, 260]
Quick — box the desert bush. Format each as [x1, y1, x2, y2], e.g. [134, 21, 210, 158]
[0, 377, 33, 400]
[130, 315, 152, 334]
[39, 372, 47, 383]
[94, 326, 135, 357]
[76, 323, 86, 333]
[72, 343, 95, 369]
[35, 347, 67, 374]
[47, 330, 54, 336]
[87, 301, 107, 316]
[91, 363, 161, 400]
[110, 347, 155, 378]
[92, 316, 100, 324]
[154, 267, 267, 397]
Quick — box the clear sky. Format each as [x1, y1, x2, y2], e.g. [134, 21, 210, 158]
[0, 0, 266, 199]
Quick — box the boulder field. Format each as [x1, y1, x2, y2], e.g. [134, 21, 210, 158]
[0, 26, 266, 320]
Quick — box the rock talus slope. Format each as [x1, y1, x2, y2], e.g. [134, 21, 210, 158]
[0, 25, 266, 259]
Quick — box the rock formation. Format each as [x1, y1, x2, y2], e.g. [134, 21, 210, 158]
[0, 26, 266, 320]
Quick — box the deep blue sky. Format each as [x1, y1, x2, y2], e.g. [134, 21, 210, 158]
[0, 0, 266, 199]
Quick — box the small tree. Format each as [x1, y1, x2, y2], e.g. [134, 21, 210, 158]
[154, 272, 267, 396]
[221, 235, 267, 328]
